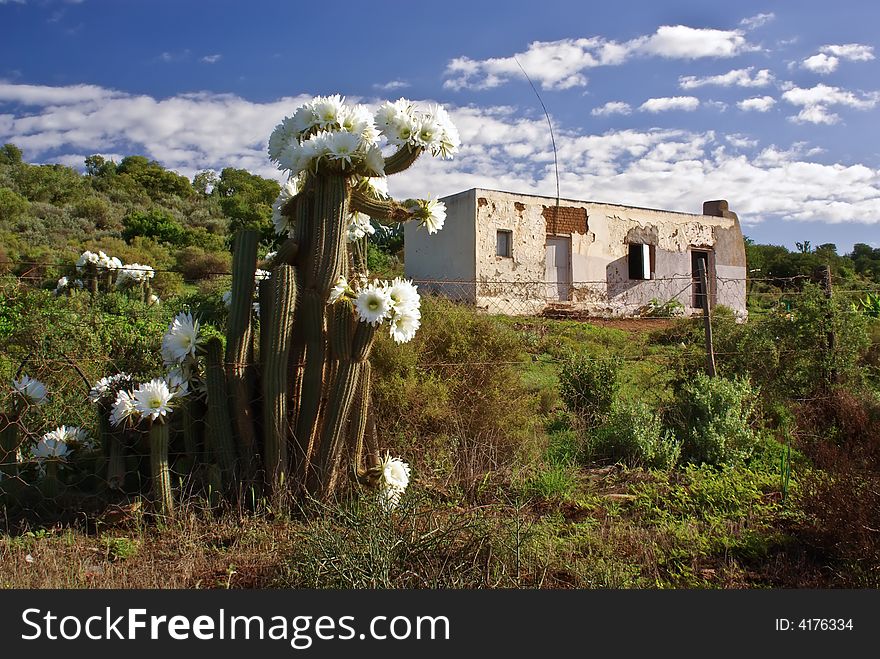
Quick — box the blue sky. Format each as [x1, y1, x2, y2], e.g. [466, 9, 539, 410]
[2, 0, 879, 252]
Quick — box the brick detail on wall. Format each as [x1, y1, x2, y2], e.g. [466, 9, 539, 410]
[542, 205, 588, 235]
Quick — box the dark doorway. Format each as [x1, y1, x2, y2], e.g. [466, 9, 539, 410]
[691, 250, 712, 308]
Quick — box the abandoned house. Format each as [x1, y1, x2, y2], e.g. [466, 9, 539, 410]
[403, 187, 748, 317]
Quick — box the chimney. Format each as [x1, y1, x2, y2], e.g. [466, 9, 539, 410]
[703, 199, 738, 220]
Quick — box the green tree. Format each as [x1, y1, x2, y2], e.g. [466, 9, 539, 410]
[0, 187, 30, 223]
[0, 144, 23, 166]
[117, 156, 194, 200]
[122, 208, 187, 245]
[214, 167, 280, 242]
[192, 170, 218, 196]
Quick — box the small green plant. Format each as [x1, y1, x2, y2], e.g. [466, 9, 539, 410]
[852, 292, 880, 318]
[559, 354, 622, 428]
[671, 373, 759, 466]
[523, 464, 578, 501]
[101, 536, 139, 561]
[642, 297, 685, 318]
[590, 400, 680, 469]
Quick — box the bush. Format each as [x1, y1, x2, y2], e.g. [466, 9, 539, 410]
[122, 209, 187, 246]
[523, 464, 578, 500]
[671, 373, 759, 466]
[174, 246, 231, 282]
[590, 400, 680, 469]
[371, 297, 540, 494]
[559, 353, 621, 428]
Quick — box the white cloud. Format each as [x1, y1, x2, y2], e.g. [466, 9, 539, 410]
[591, 101, 631, 117]
[4, 81, 880, 227]
[823, 43, 874, 61]
[802, 53, 839, 74]
[638, 25, 754, 59]
[782, 83, 879, 124]
[740, 13, 775, 30]
[639, 96, 700, 113]
[726, 134, 758, 149]
[737, 96, 776, 112]
[373, 80, 410, 91]
[801, 43, 874, 74]
[679, 67, 774, 89]
[444, 24, 756, 90]
[200, 54, 222, 64]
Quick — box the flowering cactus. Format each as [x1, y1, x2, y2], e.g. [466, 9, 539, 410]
[255, 94, 456, 499]
[92, 95, 456, 511]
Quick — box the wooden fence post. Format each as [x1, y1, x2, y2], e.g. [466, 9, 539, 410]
[815, 264, 836, 386]
[697, 259, 717, 377]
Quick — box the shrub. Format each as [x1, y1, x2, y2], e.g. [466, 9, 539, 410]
[671, 373, 759, 466]
[371, 296, 540, 494]
[174, 246, 231, 281]
[559, 353, 621, 428]
[523, 464, 578, 501]
[122, 209, 187, 246]
[590, 400, 680, 469]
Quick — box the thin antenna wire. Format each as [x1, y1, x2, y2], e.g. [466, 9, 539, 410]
[514, 56, 560, 204]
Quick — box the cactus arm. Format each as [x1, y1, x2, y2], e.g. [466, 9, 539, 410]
[383, 144, 424, 175]
[308, 360, 363, 499]
[262, 265, 297, 492]
[204, 336, 238, 490]
[291, 289, 324, 484]
[149, 421, 174, 517]
[347, 360, 372, 479]
[99, 407, 127, 491]
[349, 188, 412, 223]
[225, 229, 260, 481]
[271, 238, 299, 266]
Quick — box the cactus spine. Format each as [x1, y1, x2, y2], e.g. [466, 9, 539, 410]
[204, 336, 238, 491]
[225, 229, 260, 480]
[149, 421, 173, 517]
[262, 264, 297, 492]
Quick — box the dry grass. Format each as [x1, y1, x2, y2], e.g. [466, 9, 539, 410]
[0, 507, 301, 589]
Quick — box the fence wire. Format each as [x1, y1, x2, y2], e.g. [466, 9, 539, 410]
[0, 263, 878, 523]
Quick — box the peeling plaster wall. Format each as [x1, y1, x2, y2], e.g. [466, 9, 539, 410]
[405, 188, 747, 316]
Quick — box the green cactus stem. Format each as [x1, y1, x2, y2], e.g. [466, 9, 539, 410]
[308, 312, 375, 499]
[98, 409, 127, 491]
[308, 360, 363, 499]
[204, 336, 238, 491]
[347, 360, 373, 479]
[291, 289, 324, 484]
[0, 415, 19, 479]
[225, 229, 260, 480]
[262, 264, 297, 492]
[149, 421, 174, 517]
[41, 460, 61, 500]
[179, 396, 204, 476]
[349, 188, 411, 223]
[272, 238, 299, 267]
[383, 145, 424, 176]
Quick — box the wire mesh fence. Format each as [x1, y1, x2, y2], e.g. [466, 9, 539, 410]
[0, 259, 878, 523]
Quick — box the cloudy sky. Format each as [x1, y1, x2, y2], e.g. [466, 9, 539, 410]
[1, 0, 879, 251]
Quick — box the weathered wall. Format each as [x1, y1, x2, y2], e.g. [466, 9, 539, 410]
[472, 191, 547, 314]
[404, 188, 477, 303]
[404, 187, 747, 316]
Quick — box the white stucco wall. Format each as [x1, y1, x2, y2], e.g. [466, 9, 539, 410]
[404, 188, 477, 303]
[404, 187, 747, 317]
